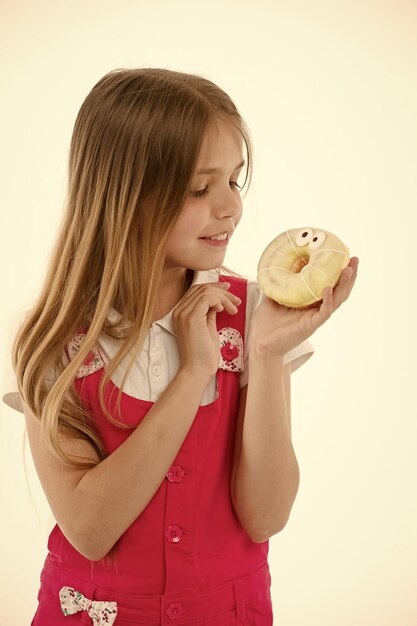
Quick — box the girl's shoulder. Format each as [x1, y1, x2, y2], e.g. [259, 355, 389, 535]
[66, 328, 107, 379]
[66, 306, 132, 380]
[66, 329, 106, 378]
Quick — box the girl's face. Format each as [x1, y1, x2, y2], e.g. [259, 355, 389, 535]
[164, 120, 245, 272]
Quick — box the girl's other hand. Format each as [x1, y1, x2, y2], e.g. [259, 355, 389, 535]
[172, 282, 242, 380]
[249, 256, 359, 361]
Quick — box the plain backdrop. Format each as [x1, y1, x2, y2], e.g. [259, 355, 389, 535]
[1, 1, 416, 625]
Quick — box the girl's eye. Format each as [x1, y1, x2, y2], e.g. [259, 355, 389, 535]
[190, 181, 242, 199]
[191, 186, 209, 198]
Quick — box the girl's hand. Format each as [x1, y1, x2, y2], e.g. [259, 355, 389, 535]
[249, 257, 359, 360]
[172, 282, 242, 380]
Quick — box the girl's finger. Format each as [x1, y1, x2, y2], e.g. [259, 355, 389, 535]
[322, 286, 334, 316]
[186, 293, 238, 320]
[311, 287, 332, 327]
[182, 283, 240, 308]
[175, 283, 226, 312]
[331, 265, 353, 308]
[344, 258, 359, 300]
[175, 288, 239, 320]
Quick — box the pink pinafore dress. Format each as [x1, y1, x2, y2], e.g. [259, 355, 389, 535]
[31, 275, 273, 626]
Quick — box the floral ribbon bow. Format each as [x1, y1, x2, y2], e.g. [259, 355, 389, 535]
[59, 586, 118, 625]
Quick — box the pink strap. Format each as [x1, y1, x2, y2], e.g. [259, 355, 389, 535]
[217, 275, 247, 373]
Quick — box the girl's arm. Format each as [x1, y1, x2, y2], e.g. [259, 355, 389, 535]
[24, 368, 212, 561]
[231, 259, 358, 542]
[230, 357, 299, 543]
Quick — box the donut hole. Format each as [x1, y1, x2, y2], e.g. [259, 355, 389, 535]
[291, 256, 309, 273]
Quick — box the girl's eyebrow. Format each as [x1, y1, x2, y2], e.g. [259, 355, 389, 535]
[196, 160, 245, 175]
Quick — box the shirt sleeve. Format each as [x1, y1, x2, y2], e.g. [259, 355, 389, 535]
[2, 357, 72, 415]
[2, 308, 29, 413]
[1, 309, 71, 414]
[239, 277, 314, 388]
[2, 367, 22, 413]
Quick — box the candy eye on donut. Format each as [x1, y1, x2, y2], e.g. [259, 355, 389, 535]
[308, 231, 326, 250]
[295, 228, 313, 246]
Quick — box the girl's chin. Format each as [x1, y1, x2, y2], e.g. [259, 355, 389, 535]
[165, 244, 227, 272]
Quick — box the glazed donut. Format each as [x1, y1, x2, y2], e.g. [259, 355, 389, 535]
[257, 227, 350, 308]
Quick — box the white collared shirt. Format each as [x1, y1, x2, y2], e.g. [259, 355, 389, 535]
[2, 269, 314, 412]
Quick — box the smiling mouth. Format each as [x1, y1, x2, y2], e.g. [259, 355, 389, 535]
[199, 236, 229, 247]
[200, 233, 229, 241]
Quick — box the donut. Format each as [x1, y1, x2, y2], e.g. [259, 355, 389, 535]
[257, 227, 350, 308]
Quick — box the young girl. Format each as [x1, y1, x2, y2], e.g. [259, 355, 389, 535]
[4, 68, 358, 625]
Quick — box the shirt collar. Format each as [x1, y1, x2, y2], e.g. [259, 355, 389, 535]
[107, 269, 219, 336]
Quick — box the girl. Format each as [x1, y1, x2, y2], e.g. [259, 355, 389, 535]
[4, 68, 358, 625]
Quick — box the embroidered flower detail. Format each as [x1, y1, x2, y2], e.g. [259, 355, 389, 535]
[218, 327, 244, 372]
[221, 342, 239, 362]
[67, 333, 106, 378]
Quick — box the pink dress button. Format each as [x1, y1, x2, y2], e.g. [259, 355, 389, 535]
[166, 465, 184, 483]
[165, 525, 183, 544]
[166, 602, 184, 620]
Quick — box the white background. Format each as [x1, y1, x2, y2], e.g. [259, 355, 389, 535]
[1, 1, 416, 624]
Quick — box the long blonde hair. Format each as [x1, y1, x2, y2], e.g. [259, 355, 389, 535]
[12, 68, 253, 472]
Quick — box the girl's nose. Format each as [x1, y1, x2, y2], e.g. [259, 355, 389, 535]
[214, 188, 242, 219]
